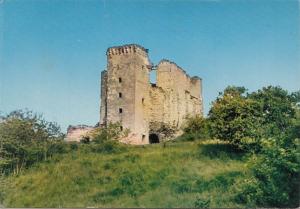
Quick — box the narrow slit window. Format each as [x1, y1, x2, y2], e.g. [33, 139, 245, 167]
[119, 92, 122, 98]
[120, 126, 123, 131]
[119, 108, 123, 113]
[119, 77, 122, 83]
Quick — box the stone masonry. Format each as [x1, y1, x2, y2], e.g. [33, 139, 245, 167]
[100, 44, 203, 145]
[65, 125, 94, 142]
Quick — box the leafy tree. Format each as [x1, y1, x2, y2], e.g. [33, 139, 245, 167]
[222, 86, 247, 96]
[232, 87, 300, 207]
[208, 86, 262, 149]
[208, 86, 299, 150]
[0, 109, 64, 174]
[181, 114, 210, 140]
[248, 86, 299, 138]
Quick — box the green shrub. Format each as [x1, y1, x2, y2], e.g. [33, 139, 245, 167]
[236, 137, 300, 207]
[83, 122, 130, 156]
[47, 141, 67, 157]
[182, 115, 210, 140]
[91, 122, 129, 144]
[69, 143, 78, 151]
[236, 105, 300, 207]
[175, 133, 194, 142]
[234, 177, 263, 207]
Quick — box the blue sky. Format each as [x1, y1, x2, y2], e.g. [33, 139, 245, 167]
[0, 0, 299, 132]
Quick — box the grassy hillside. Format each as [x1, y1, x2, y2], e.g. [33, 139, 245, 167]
[3, 140, 251, 208]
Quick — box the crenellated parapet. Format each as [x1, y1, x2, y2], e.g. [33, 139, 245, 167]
[106, 44, 149, 57]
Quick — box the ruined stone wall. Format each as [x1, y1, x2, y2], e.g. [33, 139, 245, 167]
[100, 44, 203, 145]
[154, 60, 203, 130]
[149, 86, 165, 125]
[65, 125, 94, 142]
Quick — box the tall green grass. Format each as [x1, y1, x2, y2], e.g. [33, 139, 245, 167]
[3, 140, 251, 208]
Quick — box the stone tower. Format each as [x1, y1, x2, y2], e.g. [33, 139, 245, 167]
[100, 44, 203, 145]
[100, 44, 151, 144]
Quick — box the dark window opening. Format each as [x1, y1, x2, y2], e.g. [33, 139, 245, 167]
[120, 126, 123, 131]
[142, 98, 145, 104]
[119, 108, 123, 113]
[149, 133, 159, 144]
[142, 134, 145, 141]
[119, 77, 122, 83]
[119, 92, 122, 98]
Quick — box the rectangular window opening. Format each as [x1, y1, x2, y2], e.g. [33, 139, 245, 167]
[119, 92, 122, 98]
[119, 108, 123, 113]
[119, 77, 122, 83]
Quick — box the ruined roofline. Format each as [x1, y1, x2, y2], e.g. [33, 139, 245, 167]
[106, 44, 149, 56]
[157, 59, 202, 81]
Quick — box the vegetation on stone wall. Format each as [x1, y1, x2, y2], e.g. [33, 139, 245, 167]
[83, 122, 129, 154]
[149, 122, 177, 141]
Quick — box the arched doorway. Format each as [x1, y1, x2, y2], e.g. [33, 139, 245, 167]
[149, 133, 159, 144]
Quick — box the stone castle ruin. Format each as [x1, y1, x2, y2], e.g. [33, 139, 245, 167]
[66, 125, 94, 142]
[100, 44, 203, 144]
